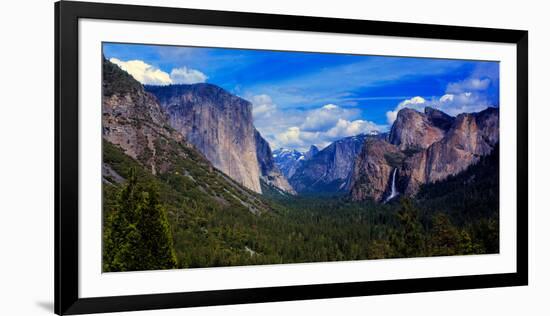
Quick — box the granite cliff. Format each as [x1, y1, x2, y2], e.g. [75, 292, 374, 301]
[102, 57, 187, 176]
[146, 84, 262, 193]
[349, 138, 402, 201]
[400, 107, 499, 195]
[351, 107, 499, 202]
[102, 57, 271, 213]
[290, 134, 368, 194]
[388, 107, 446, 151]
[272, 148, 306, 180]
[254, 130, 296, 195]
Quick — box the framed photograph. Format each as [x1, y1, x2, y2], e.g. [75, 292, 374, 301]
[55, 1, 528, 314]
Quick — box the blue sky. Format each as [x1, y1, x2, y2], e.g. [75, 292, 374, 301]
[103, 42, 499, 151]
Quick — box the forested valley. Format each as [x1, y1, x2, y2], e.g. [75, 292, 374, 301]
[103, 141, 499, 271]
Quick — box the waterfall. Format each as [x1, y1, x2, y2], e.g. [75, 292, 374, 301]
[385, 168, 398, 203]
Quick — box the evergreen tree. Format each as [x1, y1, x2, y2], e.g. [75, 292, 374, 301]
[458, 229, 475, 254]
[429, 212, 460, 256]
[392, 198, 426, 257]
[103, 168, 177, 272]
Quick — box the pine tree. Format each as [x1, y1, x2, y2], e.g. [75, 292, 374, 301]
[392, 198, 426, 257]
[429, 212, 460, 256]
[136, 183, 178, 270]
[103, 168, 177, 272]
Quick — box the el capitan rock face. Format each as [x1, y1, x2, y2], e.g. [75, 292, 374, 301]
[254, 130, 296, 195]
[351, 106, 499, 202]
[102, 58, 273, 215]
[146, 84, 262, 193]
[290, 134, 367, 193]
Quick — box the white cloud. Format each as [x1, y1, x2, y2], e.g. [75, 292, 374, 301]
[109, 58, 207, 85]
[403, 96, 426, 105]
[385, 76, 496, 124]
[251, 96, 384, 151]
[251, 96, 305, 151]
[437, 91, 492, 116]
[251, 94, 277, 119]
[322, 104, 338, 110]
[439, 94, 454, 103]
[325, 119, 381, 139]
[170, 66, 207, 84]
[110, 58, 172, 85]
[386, 96, 427, 124]
[447, 78, 491, 94]
[301, 104, 358, 132]
[275, 127, 307, 148]
[266, 106, 382, 151]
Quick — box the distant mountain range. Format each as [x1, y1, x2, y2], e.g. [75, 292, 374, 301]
[289, 134, 368, 194]
[105, 57, 498, 204]
[101, 54, 501, 272]
[254, 130, 296, 195]
[272, 146, 318, 180]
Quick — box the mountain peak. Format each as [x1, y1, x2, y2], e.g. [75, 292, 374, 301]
[289, 134, 367, 194]
[168, 82, 226, 94]
[254, 130, 296, 195]
[304, 145, 319, 160]
[272, 148, 304, 162]
[145, 83, 252, 113]
[146, 81, 261, 193]
[272, 148, 304, 179]
[103, 56, 143, 97]
[351, 106, 499, 202]
[475, 106, 499, 117]
[395, 107, 420, 118]
[424, 107, 455, 131]
[423, 106, 438, 114]
[389, 107, 445, 150]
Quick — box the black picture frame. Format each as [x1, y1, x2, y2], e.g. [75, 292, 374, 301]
[55, 1, 528, 314]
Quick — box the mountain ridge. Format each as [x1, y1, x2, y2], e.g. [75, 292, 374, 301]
[290, 134, 368, 194]
[351, 106, 499, 202]
[272, 148, 306, 180]
[145, 83, 263, 193]
[254, 130, 296, 195]
[102, 57, 271, 214]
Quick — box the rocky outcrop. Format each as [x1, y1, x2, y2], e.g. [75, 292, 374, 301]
[304, 145, 319, 160]
[349, 139, 402, 202]
[272, 148, 305, 179]
[102, 57, 188, 175]
[254, 130, 296, 195]
[350, 107, 499, 202]
[401, 107, 499, 195]
[290, 134, 367, 193]
[146, 84, 262, 193]
[103, 58, 271, 214]
[424, 107, 455, 131]
[389, 108, 445, 151]
[271, 145, 318, 184]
